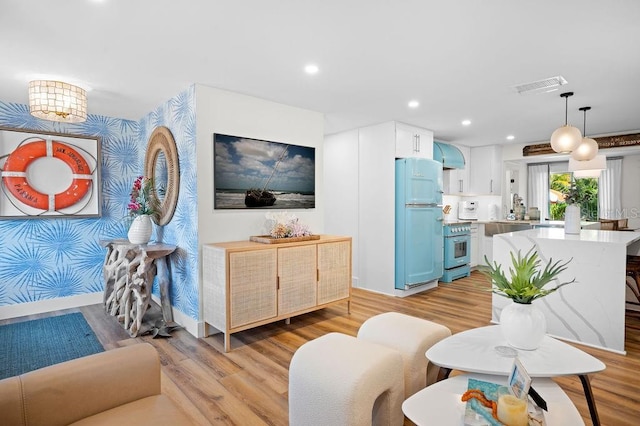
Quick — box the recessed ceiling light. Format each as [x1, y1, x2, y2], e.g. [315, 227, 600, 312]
[506, 135, 515, 140]
[462, 119, 471, 126]
[408, 100, 419, 108]
[304, 64, 319, 75]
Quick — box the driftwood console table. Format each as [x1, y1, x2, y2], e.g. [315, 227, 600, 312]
[101, 239, 176, 337]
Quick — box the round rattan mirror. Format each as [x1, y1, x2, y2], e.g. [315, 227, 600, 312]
[144, 126, 179, 226]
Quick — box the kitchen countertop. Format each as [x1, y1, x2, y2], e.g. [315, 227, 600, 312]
[504, 227, 640, 244]
[470, 219, 599, 227]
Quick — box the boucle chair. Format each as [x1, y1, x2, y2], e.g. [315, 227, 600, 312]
[357, 312, 452, 398]
[289, 332, 404, 426]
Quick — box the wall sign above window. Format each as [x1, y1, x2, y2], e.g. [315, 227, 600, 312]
[523, 132, 640, 157]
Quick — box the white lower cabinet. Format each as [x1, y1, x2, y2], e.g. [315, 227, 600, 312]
[203, 236, 352, 351]
[470, 224, 479, 267]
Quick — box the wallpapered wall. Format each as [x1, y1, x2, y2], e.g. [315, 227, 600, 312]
[0, 85, 199, 321]
[138, 86, 198, 319]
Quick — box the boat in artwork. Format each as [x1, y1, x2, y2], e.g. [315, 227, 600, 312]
[244, 144, 288, 208]
[245, 189, 276, 207]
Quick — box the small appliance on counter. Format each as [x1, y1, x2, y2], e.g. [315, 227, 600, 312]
[458, 201, 478, 220]
[488, 204, 499, 221]
[528, 207, 540, 220]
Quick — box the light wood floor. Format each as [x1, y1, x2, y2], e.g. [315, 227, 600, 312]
[4, 271, 640, 425]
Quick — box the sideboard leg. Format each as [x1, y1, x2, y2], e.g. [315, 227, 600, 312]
[224, 333, 231, 353]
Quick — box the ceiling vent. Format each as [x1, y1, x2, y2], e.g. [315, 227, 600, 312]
[512, 76, 568, 95]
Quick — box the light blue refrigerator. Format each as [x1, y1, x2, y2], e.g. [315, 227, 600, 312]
[395, 158, 444, 290]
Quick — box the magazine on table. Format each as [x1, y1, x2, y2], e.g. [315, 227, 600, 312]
[463, 358, 545, 426]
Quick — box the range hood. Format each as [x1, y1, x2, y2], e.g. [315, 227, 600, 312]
[433, 141, 465, 169]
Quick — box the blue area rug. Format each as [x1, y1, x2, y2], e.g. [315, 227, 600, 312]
[0, 312, 104, 380]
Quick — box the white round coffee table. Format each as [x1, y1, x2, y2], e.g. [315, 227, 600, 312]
[426, 326, 605, 425]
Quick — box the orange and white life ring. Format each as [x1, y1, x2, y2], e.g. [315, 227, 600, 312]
[1, 139, 92, 211]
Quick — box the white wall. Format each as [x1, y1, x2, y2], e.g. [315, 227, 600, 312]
[195, 84, 325, 244]
[324, 130, 359, 283]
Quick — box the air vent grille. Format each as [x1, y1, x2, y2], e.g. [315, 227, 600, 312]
[512, 76, 568, 95]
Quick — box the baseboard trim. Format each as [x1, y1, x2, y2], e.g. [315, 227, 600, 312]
[0, 293, 201, 338]
[0, 292, 103, 320]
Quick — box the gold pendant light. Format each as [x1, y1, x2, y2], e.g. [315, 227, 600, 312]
[571, 106, 599, 161]
[550, 92, 582, 153]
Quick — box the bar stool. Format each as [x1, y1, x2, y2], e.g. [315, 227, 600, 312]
[626, 255, 640, 301]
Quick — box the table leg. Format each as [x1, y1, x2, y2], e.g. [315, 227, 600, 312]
[579, 374, 600, 426]
[437, 367, 452, 382]
[155, 256, 174, 323]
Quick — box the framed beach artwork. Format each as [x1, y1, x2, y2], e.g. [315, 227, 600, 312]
[0, 127, 101, 218]
[213, 133, 315, 209]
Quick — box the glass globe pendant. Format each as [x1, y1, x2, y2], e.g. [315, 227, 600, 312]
[571, 106, 599, 161]
[550, 92, 582, 153]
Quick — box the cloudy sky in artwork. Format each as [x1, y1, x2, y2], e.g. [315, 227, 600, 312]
[214, 134, 315, 193]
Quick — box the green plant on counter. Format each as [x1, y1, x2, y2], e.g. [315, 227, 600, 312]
[563, 178, 595, 205]
[478, 246, 575, 304]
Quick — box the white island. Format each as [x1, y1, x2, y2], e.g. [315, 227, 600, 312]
[492, 228, 640, 354]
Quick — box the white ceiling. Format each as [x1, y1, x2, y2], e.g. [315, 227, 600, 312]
[1, 0, 639, 148]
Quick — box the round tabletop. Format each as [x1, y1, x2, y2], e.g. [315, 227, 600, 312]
[426, 325, 605, 377]
[402, 373, 584, 425]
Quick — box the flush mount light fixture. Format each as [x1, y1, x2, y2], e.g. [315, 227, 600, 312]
[550, 92, 582, 153]
[571, 106, 599, 161]
[506, 135, 515, 141]
[304, 64, 319, 74]
[408, 100, 419, 108]
[461, 119, 471, 126]
[28, 80, 87, 123]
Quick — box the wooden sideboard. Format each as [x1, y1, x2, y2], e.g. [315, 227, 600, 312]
[203, 235, 352, 351]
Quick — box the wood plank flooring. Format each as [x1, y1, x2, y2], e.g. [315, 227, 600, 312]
[3, 271, 640, 425]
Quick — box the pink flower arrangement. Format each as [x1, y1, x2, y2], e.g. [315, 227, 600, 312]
[128, 176, 157, 217]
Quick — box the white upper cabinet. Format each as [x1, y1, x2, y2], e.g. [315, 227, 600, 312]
[395, 122, 434, 159]
[469, 145, 503, 195]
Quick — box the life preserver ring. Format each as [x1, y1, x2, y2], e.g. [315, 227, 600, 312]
[1, 139, 92, 211]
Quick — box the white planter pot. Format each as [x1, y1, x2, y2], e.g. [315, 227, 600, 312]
[128, 214, 153, 245]
[564, 204, 581, 235]
[500, 301, 547, 350]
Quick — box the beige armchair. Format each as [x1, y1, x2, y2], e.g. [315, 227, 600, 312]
[0, 343, 192, 426]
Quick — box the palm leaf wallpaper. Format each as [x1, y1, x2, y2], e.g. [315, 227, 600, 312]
[0, 85, 198, 320]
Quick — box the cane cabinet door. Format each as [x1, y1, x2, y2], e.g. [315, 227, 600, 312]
[228, 249, 277, 328]
[317, 240, 351, 305]
[277, 245, 317, 316]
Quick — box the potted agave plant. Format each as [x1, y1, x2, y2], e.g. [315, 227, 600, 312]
[478, 247, 575, 350]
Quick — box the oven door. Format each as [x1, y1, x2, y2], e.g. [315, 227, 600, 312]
[444, 234, 471, 268]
